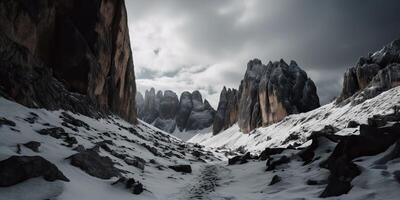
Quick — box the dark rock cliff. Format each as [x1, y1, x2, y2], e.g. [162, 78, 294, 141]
[337, 39, 400, 104]
[235, 59, 319, 133]
[137, 89, 215, 133]
[212, 59, 319, 134]
[213, 87, 239, 135]
[0, 0, 137, 123]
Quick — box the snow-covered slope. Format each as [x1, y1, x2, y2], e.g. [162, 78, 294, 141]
[0, 97, 222, 200]
[189, 86, 400, 153]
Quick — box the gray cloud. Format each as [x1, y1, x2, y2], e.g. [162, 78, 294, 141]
[126, 0, 400, 106]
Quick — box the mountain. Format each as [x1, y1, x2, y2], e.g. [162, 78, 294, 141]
[0, 0, 137, 123]
[1, 1, 400, 199]
[212, 59, 320, 135]
[136, 88, 216, 135]
[190, 38, 400, 152]
[212, 87, 240, 134]
[337, 38, 400, 104]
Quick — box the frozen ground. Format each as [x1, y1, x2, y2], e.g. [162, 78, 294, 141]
[0, 97, 221, 200]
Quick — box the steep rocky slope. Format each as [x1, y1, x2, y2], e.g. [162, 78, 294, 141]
[0, 0, 137, 123]
[338, 38, 400, 104]
[136, 88, 215, 134]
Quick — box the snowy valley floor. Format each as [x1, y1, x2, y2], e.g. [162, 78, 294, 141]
[1, 86, 400, 200]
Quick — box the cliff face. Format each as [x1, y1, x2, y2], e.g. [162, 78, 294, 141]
[213, 87, 239, 135]
[137, 89, 215, 133]
[337, 39, 400, 104]
[211, 59, 319, 134]
[0, 0, 137, 123]
[236, 59, 320, 133]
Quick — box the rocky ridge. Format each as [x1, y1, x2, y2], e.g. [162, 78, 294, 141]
[136, 88, 216, 133]
[213, 59, 320, 134]
[338, 38, 400, 104]
[213, 87, 239, 135]
[0, 0, 137, 123]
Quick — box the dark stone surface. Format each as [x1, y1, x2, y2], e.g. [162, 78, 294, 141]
[213, 87, 239, 134]
[0, 156, 69, 187]
[269, 175, 282, 186]
[337, 38, 400, 104]
[237, 59, 320, 133]
[112, 177, 144, 195]
[0, 117, 16, 127]
[347, 120, 360, 128]
[176, 91, 193, 131]
[394, 171, 400, 184]
[228, 152, 256, 165]
[68, 149, 120, 179]
[23, 141, 41, 152]
[0, 0, 138, 124]
[137, 88, 215, 133]
[320, 118, 400, 197]
[258, 148, 285, 161]
[168, 164, 192, 173]
[37, 127, 67, 139]
[266, 155, 290, 171]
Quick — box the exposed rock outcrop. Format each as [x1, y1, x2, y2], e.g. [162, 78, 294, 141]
[0, 156, 69, 187]
[237, 59, 320, 133]
[68, 148, 120, 179]
[337, 39, 400, 104]
[0, 0, 137, 123]
[137, 88, 215, 133]
[213, 87, 239, 134]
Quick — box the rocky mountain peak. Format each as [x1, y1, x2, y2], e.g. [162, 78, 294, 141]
[213, 87, 240, 134]
[237, 58, 320, 133]
[337, 38, 400, 104]
[136, 88, 215, 133]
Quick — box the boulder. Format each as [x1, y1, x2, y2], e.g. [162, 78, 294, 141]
[0, 156, 69, 187]
[238, 59, 320, 133]
[68, 149, 120, 179]
[23, 141, 41, 152]
[168, 165, 192, 173]
[266, 156, 290, 171]
[258, 148, 285, 161]
[112, 177, 144, 195]
[228, 152, 254, 165]
[37, 127, 68, 139]
[0, 0, 138, 123]
[124, 157, 145, 170]
[0, 117, 16, 127]
[269, 175, 282, 186]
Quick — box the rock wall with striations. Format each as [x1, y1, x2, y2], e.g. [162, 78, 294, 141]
[213, 87, 239, 135]
[237, 59, 320, 133]
[0, 0, 137, 123]
[136, 89, 215, 133]
[337, 38, 400, 104]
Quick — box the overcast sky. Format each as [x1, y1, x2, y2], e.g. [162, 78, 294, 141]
[125, 0, 400, 108]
